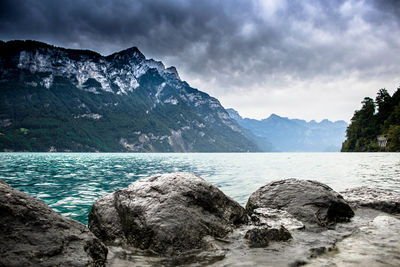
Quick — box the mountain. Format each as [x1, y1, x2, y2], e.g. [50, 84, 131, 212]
[227, 109, 348, 152]
[0, 40, 259, 152]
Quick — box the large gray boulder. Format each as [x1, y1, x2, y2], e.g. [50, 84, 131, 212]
[0, 181, 107, 267]
[246, 179, 354, 226]
[89, 172, 248, 255]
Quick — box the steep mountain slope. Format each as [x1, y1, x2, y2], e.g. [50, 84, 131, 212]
[227, 109, 347, 152]
[0, 40, 258, 152]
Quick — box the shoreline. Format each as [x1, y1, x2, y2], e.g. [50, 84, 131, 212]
[2, 173, 400, 266]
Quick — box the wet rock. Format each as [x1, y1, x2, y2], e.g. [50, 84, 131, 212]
[341, 186, 400, 214]
[246, 179, 354, 226]
[289, 260, 308, 267]
[250, 207, 305, 230]
[244, 226, 292, 248]
[0, 181, 107, 267]
[89, 172, 248, 256]
[309, 246, 329, 258]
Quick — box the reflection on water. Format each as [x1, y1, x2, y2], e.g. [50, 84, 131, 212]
[0, 152, 399, 224]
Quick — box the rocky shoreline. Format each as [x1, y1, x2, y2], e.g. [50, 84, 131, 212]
[1, 173, 399, 266]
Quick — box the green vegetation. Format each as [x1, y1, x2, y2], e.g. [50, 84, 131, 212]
[341, 86, 400, 152]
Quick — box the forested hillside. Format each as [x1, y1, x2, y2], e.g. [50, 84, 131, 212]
[341, 86, 400, 152]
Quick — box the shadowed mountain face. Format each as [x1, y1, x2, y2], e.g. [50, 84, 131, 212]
[0, 40, 258, 152]
[227, 109, 347, 152]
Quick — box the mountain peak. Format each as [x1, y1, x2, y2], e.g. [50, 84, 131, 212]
[165, 66, 180, 80]
[107, 46, 145, 61]
[264, 113, 286, 122]
[269, 113, 280, 118]
[226, 108, 243, 121]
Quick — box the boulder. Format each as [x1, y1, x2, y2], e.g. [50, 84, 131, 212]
[244, 226, 292, 248]
[341, 186, 400, 214]
[246, 179, 354, 226]
[0, 181, 107, 267]
[89, 172, 248, 255]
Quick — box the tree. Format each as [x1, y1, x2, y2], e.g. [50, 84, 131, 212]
[342, 97, 376, 151]
[375, 88, 392, 131]
[386, 125, 400, 151]
[375, 88, 391, 113]
[383, 87, 400, 130]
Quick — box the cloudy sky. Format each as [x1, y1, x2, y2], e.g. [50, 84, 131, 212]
[1, 0, 399, 121]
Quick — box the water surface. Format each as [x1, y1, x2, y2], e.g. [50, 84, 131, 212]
[1, 152, 399, 224]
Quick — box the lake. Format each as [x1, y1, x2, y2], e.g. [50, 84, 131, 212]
[1, 152, 399, 225]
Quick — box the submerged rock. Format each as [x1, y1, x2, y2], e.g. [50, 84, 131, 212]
[0, 181, 107, 267]
[244, 226, 292, 248]
[341, 186, 400, 214]
[246, 179, 354, 226]
[89, 172, 248, 256]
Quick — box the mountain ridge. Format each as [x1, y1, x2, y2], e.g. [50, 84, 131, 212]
[227, 108, 348, 152]
[0, 40, 258, 152]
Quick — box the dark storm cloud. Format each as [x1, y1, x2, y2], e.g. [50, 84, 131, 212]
[0, 0, 397, 79]
[0, 0, 245, 52]
[1, 0, 399, 120]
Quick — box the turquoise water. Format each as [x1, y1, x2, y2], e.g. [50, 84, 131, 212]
[1, 152, 399, 225]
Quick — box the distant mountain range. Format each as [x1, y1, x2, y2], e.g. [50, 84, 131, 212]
[0, 40, 258, 152]
[227, 109, 348, 152]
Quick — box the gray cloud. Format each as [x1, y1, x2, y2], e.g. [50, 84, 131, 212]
[1, 0, 399, 121]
